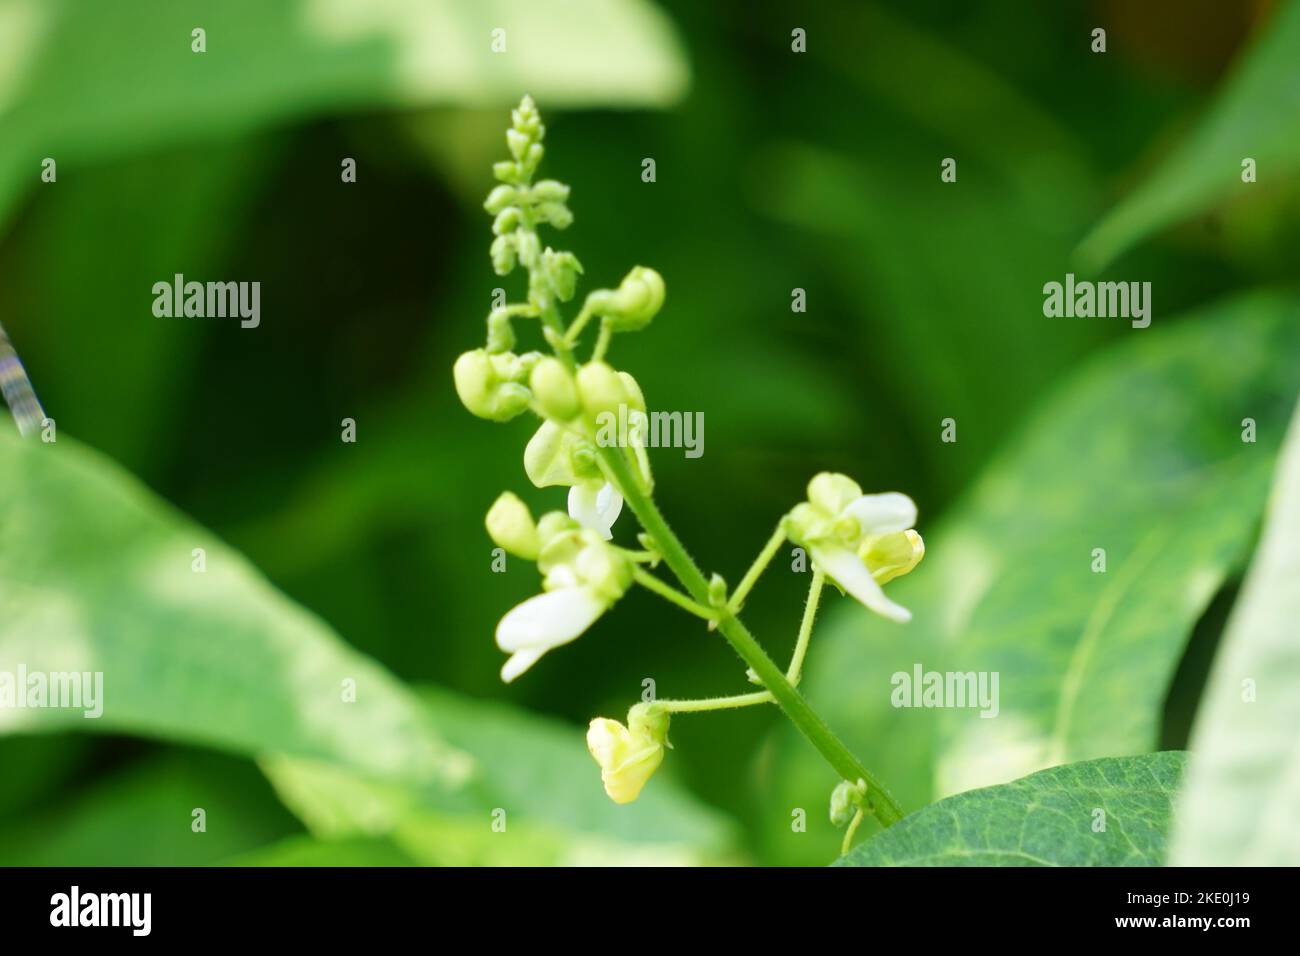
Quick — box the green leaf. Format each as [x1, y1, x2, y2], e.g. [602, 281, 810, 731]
[0, 752, 300, 866]
[262, 685, 740, 866]
[0, 0, 689, 232]
[835, 752, 1187, 867]
[1076, 2, 1300, 269]
[1170, 397, 1300, 865]
[0, 429, 473, 791]
[759, 291, 1300, 864]
[221, 835, 417, 867]
[933, 293, 1299, 796]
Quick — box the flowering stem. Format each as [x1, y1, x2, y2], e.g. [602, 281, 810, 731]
[727, 523, 787, 613]
[597, 444, 904, 828]
[633, 567, 719, 620]
[787, 569, 825, 686]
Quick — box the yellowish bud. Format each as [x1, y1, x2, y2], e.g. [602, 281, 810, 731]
[530, 357, 580, 421]
[485, 492, 540, 560]
[586, 704, 669, 805]
[575, 361, 630, 420]
[859, 529, 925, 584]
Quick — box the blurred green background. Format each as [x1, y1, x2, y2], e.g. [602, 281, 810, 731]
[1, 0, 1297, 866]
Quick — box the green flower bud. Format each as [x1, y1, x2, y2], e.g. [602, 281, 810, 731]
[830, 778, 867, 827]
[485, 309, 515, 354]
[511, 95, 542, 139]
[522, 143, 544, 174]
[707, 572, 728, 607]
[576, 361, 630, 420]
[486, 492, 540, 560]
[484, 185, 517, 215]
[536, 202, 573, 230]
[530, 357, 580, 421]
[490, 234, 516, 275]
[492, 207, 521, 236]
[493, 160, 521, 185]
[506, 128, 530, 162]
[453, 349, 530, 422]
[515, 231, 540, 269]
[531, 179, 570, 204]
[541, 248, 582, 301]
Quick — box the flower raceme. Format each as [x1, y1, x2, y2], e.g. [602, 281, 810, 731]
[785, 473, 925, 622]
[486, 494, 633, 682]
[455, 98, 924, 832]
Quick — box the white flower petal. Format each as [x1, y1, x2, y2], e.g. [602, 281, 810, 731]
[495, 587, 608, 653]
[568, 482, 622, 539]
[841, 492, 917, 535]
[500, 647, 546, 684]
[596, 482, 624, 528]
[811, 544, 912, 623]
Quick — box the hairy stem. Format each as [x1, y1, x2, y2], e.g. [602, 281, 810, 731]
[727, 523, 787, 613]
[787, 569, 826, 686]
[632, 566, 719, 620]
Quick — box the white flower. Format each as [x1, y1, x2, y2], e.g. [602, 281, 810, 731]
[567, 481, 623, 539]
[787, 473, 924, 623]
[495, 525, 632, 682]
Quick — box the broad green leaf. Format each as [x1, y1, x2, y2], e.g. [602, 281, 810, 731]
[1171, 397, 1300, 865]
[933, 294, 1299, 796]
[0, 752, 301, 866]
[1076, 2, 1300, 269]
[262, 685, 741, 866]
[759, 291, 1300, 864]
[0, 0, 688, 232]
[835, 752, 1187, 867]
[0, 428, 473, 790]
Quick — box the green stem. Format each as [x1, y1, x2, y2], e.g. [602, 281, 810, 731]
[657, 691, 772, 713]
[563, 303, 596, 346]
[632, 567, 719, 620]
[597, 445, 904, 828]
[787, 569, 825, 686]
[727, 523, 787, 613]
[591, 321, 613, 363]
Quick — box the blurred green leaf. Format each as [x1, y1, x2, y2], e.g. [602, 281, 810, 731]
[757, 141, 1104, 494]
[222, 835, 416, 866]
[759, 290, 1300, 864]
[0, 430, 474, 796]
[0, 752, 300, 865]
[1076, 2, 1300, 270]
[0, 0, 688, 232]
[263, 685, 740, 866]
[1, 141, 264, 477]
[835, 752, 1186, 867]
[1171, 397, 1300, 865]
